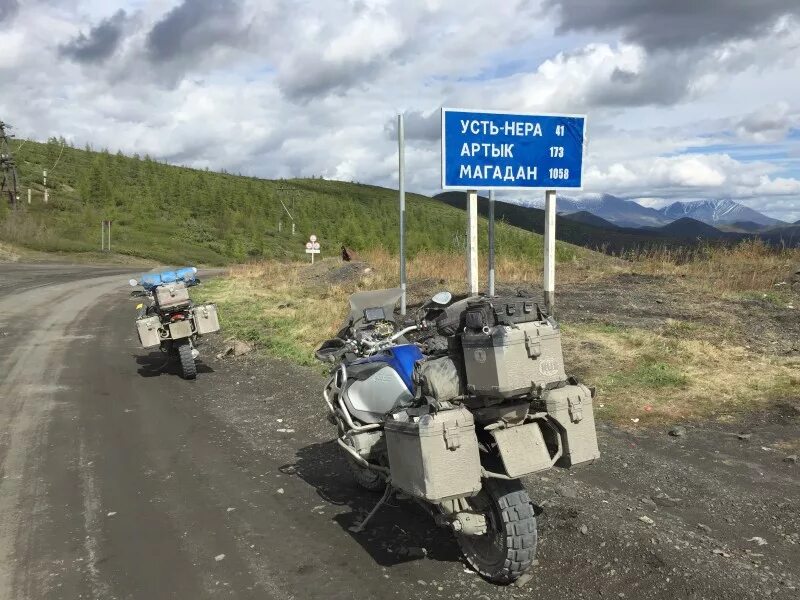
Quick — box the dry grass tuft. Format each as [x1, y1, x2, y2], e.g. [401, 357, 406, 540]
[617, 240, 799, 293]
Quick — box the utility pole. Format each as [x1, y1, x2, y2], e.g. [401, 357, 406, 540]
[277, 188, 299, 235]
[0, 121, 20, 209]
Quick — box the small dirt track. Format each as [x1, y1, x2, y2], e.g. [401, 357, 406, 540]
[0, 264, 797, 599]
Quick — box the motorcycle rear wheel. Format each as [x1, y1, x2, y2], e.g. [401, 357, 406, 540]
[177, 341, 197, 380]
[456, 478, 537, 584]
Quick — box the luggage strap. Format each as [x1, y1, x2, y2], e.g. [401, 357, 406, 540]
[524, 331, 542, 358]
[444, 421, 461, 450]
[568, 393, 584, 423]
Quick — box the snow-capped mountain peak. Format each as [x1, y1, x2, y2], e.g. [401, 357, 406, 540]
[659, 199, 785, 227]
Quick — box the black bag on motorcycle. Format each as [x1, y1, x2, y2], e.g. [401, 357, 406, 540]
[435, 295, 544, 336]
[464, 296, 543, 330]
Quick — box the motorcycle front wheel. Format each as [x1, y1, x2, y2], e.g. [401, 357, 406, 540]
[177, 340, 197, 380]
[345, 456, 385, 492]
[456, 478, 537, 584]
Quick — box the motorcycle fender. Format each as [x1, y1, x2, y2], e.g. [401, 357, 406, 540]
[490, 421, 556, 478]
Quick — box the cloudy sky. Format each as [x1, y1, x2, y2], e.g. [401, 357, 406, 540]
[1, 0, 799, 221]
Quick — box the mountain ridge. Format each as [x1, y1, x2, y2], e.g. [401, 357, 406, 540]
[517, 193, 786, 229]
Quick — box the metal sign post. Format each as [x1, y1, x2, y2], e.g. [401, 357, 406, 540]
[543, 190, 556, 312]
[488, 189, 496, 297]
[398, 114, 407, 315]
[441, 108, 586, 311]
[305, 234, 320, 264]
[466, 189, 479, 294]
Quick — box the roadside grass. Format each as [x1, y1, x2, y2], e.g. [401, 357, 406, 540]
[195, 242, 799, 424]
[619, 239, 798, 293]
[737, 289, 795, 307]
[562, 322, 799, 423]
[193, 247, 609, 367]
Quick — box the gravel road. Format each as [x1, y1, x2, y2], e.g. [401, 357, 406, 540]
[0, 264, 797, 599]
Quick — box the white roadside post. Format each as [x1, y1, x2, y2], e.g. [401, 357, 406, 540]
[27, 188, 31, 205]
[543, 189, 556, 315]
[398, 113, 407, 316]
[488, 189, 496, 297]
[43, 170, 48, 204]
[305, 234, 320, 264]
[466, 189, 479, 295]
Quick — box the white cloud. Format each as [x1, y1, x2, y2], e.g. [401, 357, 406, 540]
[0, 0, 798, 221]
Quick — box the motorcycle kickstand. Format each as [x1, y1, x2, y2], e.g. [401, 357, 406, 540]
[350, 483, 393, 534]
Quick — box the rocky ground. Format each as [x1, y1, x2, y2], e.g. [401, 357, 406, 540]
[193, 328, 799, 599]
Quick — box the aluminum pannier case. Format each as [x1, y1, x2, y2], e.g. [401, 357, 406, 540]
[192, 303, 220, 335]
[154, 282, 191, 310]
[461, 321, 567, 398]
[384, 407, 481, 502]
[136, 316, 162, 348]
[543, 384, 600, 467]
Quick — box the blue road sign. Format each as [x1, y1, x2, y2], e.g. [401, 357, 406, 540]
[441, 108, 586, 190]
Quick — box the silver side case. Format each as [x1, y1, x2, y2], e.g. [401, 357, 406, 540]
[136, 316, 161, 348]
[192, 303, 220, 335]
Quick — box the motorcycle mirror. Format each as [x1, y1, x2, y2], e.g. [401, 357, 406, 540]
[129, 279, 138, 287]
[192, 267, 198, 274]
[431, 291, 452, 305]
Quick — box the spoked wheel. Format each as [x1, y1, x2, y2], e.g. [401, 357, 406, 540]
[346, 456, 385, 492]
[456, 478, 537, 584]
[177, 340, 197, 380]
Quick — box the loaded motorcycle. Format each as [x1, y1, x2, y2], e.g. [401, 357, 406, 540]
[316, 288, 599, 584]
[130, 267, 220, 379]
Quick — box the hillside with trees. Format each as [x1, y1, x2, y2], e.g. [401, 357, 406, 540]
[0, 138, 575, 265]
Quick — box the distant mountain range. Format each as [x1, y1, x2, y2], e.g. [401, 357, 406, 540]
[521, 193, 669, 228]
[521, 193, 790, 230]
[434, 192, 800, 254]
